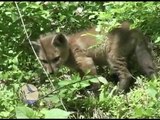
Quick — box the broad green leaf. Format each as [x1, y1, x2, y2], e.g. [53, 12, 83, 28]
[89, 78, 99, 83]
[15, 106, 37, 119]
[134, 107, 144, 117]
[146, 87, 157, 98]
[44, 108, 73, 118]
[58, 80, 71, 87]
[80, 81, 90, 88]
[0, 111, 10, 118]
[144, 108, 153, 117]
[97, 76, 108, 84]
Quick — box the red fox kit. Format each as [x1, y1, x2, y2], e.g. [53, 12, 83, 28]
[31, 28, 100, 75]
[31, 22, 156, 92]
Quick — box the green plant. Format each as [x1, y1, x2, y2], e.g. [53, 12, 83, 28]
[0, 1, 159, 118]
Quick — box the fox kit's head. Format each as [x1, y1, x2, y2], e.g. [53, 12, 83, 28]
[31, 33, 69, 74]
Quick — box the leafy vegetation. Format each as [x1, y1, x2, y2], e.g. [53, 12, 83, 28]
[0, 1, 160, 118]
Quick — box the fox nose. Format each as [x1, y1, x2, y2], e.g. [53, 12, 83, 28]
[46, 69, 54, 75]
[45, 67, 54, 75]
[45, 64, 58, 75]
[48, 71, 54, 75]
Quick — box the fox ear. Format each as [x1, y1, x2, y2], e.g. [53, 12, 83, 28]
[52, 33, 68, 47]
[30, 41, 41, 52]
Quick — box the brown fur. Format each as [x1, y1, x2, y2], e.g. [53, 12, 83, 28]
[107, 26, 156, 91]
[31, 22, 156, 92]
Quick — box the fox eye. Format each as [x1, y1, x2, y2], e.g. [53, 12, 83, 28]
[40, 59, 48, 64]
[52, 56, 60, 63]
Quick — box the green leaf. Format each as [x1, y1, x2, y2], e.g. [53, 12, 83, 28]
[40, 108, 48, 115]
[59, 89, 68, 97]
[144, 108, 153, 117]
[89, 15, 96, 19]
[44, 108, 73, 118]
[56, 27, 60, 33]
[108, 86, 117, 97]
[15, 106, 37, 118]
[80, 80, 90, 88]
[5, 11, 11, 15]
[8, 50, 13, 54]
[0, 111, 10, 118]
[70, 18, 78, 22]
[146, 87, 157, 98]
[89, 78, 99, 83]
[154, 37, 160, 44]
[134, 107, 144, 117]
[58, 80, 71, 87]
[0, 2, 4, 6]
[99, 87, 105, 102]
[97, 76, 108, 84]
[29, 4, 40, 9]
[45, 95, 60, 104]
[60, 15, 66, 21]
[35, 2, 42, 4]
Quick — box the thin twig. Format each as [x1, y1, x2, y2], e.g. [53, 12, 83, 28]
[14, 2, 55, 90]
